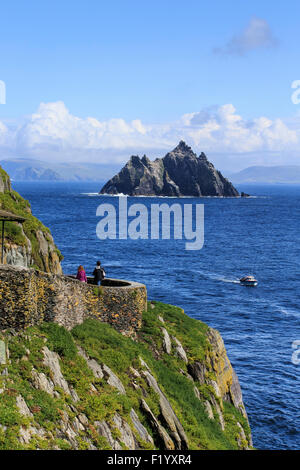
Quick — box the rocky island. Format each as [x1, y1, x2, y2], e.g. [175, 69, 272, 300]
[100, 141, 239, 197]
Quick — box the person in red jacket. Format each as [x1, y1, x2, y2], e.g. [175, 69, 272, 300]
[76, 265, 87, 283]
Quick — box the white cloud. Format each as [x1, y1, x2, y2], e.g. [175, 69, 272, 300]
[0, 100, 299, 171]
[214, 17, 277, 56]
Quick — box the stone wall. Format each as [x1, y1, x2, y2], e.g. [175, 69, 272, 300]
[0, 265, 147, 335]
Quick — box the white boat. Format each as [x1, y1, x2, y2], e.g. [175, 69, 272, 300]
[240, 275, 258, 287]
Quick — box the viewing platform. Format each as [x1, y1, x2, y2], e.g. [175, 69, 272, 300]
[0, 265, 147, 336]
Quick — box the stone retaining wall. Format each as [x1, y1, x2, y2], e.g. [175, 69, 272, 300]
[0, 265, 147, 335]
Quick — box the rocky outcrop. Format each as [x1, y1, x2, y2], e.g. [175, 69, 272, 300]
[0, 168, 11, 192]
[141, 365, 188, 449]
[0, 300, 252, 451]
[100, 141, 239, 197]
[206, 327, 249, 419]
[0, 165, 62, 274]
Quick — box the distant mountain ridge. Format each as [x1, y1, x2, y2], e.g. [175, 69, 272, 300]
[0, 158, 110, 182]
[229, 165, 300, 184]
[100, 141, 239, 197]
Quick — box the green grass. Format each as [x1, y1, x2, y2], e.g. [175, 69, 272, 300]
[0, 301, 251, 450]
[0, 187, 63, 270]
[40, 323, 77, 360]
[141, 301, 209, 361]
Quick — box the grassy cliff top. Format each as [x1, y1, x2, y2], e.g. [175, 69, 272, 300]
[0, 301, 251, 450]
[0, 166, 63, 270]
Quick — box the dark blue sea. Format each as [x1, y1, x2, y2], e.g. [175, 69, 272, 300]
[13, 181, 300, 450]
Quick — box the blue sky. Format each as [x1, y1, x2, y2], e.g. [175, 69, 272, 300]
[1, 0, 300, 171]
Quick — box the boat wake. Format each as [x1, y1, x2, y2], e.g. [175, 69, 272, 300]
[196, 270, 240, 284]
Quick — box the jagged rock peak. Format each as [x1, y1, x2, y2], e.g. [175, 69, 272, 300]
[198, 152, 208, 161]
[168, 141, 196, 158]
[129, 155, 142, 165]
[141, 154, 151, 165]
[100, 142, 239, 197]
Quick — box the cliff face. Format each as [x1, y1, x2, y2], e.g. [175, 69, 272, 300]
[100, 141, 239, 197]
[0, 301, 252, 450]
[0, 165, 62, 274]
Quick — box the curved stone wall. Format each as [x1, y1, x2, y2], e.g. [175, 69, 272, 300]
[0, 265, 147, 336]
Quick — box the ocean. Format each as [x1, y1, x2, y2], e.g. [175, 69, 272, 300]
[13, 181, 300, 450]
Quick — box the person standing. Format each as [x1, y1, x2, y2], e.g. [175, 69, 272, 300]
[76, 265, 87, 283]
[93, 260, 106, 285]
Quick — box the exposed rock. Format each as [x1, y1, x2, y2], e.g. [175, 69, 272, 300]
[142, 370, 188, 449]
[161, 327, 172, 354]
[31, 369, 55, 396]
[130, 408, 154, 446]
[0, 165, 62, 274]
[0, 169, 11, 192]
[102, 364, 126, 394]
[87, 359, 104, 379]
[130, 367, 141, 378]
[208, 379, 222, 399]
[187, 361, 206, 384]
[141, 399, 175, 450]
[206, 327, 248, 418]
[16, 395, 32, 417]
[139, 357, 151, 371]
[237, 422, 251, 449]
[57, 416, 78, 449]
[0, 340, 6, 365]
[72, 417, 85, 433]
[229, 369, 248, 418]
[95, 420, 122, 450]
[216, 403, 225, 431]
[204, 401, 214, 420]
[100, 141, 239, 197]
[113, 413, 137, 449]
[42, 346, 71, 395]
[179, 368, 194, 381]
[70, 387, 80, 403]
[90, 383, 97, 393]
[78, 347, 104, 379]
[78, 414, 89, 426]
[172, 336, 188, 363]
[19, 425, 45, 445]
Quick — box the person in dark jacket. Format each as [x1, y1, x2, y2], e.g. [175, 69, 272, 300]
[93, 261, 106, 285]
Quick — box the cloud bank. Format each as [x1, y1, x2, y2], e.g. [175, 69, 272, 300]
[214, 17, 277, 56]
[0, 101, 299, 171]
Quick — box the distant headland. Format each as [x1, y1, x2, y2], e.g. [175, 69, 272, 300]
[99, 141, 239, 197]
